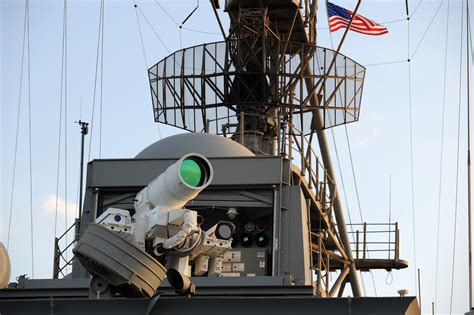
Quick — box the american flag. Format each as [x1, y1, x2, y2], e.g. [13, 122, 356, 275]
[327, 1, 388, 36]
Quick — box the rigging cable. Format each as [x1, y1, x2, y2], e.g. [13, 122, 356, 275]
[364, 0, 445, 69]
[330, 130, 356, 241]
[154, 0, 179, 27]
[407, 7, 419, 306]
[434, 0, 450, 309]
[132, 1, 161, 139]
[54, 0, 67, 239]
[54, 0, 67, 240]
[410, 0, 445, 60]
[411, 0, 424, 19]
[154, 0, 220, 36]
[329, 129, 363, 295]
[153, 0, 185, 48]
[180, 27, 221, 36]
[386, 174, 393, 286]
[99, 0, 105, 158]
[7, 0, 29, 251]
[179, 0, 200, 49]
[26, 0, 34, 278]
[467, 1, 473, 310]
[63, 0, 69, 264]
[87, 0, 104, 161]
[135, 5, 171, 53]
[325, 10, 375, 295]
[364, 60, 406, 67]
[133, 2, 148, 66]
[449, 0, 465, 313]
[343, 126, 377, 297]
[382, 18, 407, 25]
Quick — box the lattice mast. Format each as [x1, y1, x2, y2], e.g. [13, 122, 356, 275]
[148, 0, 405, 298]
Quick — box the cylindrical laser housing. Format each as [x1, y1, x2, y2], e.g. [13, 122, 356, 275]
[135, 153, 213, 211]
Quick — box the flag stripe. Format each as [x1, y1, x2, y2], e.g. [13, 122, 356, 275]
[327, 1, 388, 36]
[329, 19, 387, 31]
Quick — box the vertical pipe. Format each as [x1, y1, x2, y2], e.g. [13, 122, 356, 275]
[395, 223, 400, 261]
[363, 222, 367, 260]
[304, 74, 363, 296]
[356, 230, 359, 260]
[240, 111, 244, 146]
[418, 268, 422, 313]
[326, 253, 330, 296]
[303, 0, 364, 289]
[77, 121, 88, 221]
[317, 233, 322, 294]
[467, 1, 473, 309]
[271, 186, 281, 277]
[79, 128, 85, 218]
[289, 107, 294, 160]
[308, 142, 312, 189]
[53, 238, 60, 279]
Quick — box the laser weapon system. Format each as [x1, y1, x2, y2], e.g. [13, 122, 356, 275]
[73, 154, 235, 296]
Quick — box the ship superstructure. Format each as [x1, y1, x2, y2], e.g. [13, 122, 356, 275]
[0, 1, 419, 314]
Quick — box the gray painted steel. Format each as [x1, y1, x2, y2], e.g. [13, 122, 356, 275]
[135, 133, 255, 159]
[73, 224, 166, 298]
[0, 277, 314, 299]
[280, 185, 312, 285]
[85, 157, 290, 188]
[0, 296, 420, 315]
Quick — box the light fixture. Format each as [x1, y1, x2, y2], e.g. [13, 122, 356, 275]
[226, 207, 238, 219]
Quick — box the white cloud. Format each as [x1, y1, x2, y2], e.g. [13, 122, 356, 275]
[41, 193, 78, 222]
[356, 127, 379, 148]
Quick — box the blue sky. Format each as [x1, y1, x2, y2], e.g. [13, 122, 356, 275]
[0, 0, 472, 314]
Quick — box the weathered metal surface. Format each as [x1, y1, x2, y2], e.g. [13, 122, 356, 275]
[0, 296, 420, 315]
[85, 157, 290, 188]
[73, 224, 166, 298]
[148, 42, 365, 134]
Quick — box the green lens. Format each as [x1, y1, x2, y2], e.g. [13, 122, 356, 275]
[180, 159, 202, 187]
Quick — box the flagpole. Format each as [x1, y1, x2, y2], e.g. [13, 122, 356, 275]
[324, 0, 362, 76]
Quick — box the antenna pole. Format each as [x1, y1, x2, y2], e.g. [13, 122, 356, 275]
[76, 120, 89, 221]
[467, 0, 473, 310]
[417, 268, 422, 313]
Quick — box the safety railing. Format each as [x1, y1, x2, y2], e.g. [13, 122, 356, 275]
[347, 223, 400, 261]
[310, 231, 331, 297]
[286, 121, 334, 212]
[53, 220, 79, 279]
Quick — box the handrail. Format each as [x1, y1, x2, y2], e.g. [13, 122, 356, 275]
[351, 222, 400, 261]
[53, 221, 78, 279]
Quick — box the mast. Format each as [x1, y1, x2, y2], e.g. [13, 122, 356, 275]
[147, 0, 409, 298]
[76, 120, 88, 221]
[309, 0, 363, 295]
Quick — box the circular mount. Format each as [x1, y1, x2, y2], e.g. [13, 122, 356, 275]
[73, 224, 167, 298]
[90, 276, 111, 295]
